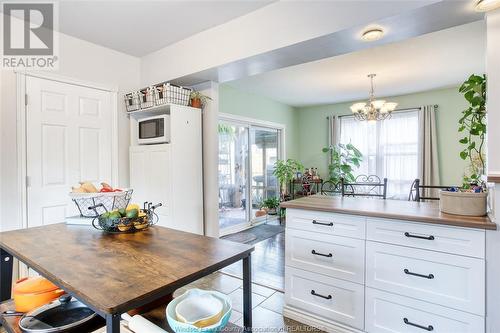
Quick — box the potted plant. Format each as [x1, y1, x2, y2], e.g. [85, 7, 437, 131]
[322, 143, 363, 184]
[273, 159, 304, 200]
[262, 197, 280, 215]
[190, 91, 212, 108]
[440, 74, 488, 216]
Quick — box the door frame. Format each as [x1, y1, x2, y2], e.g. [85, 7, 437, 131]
[15, 71, 119, 231]
[218, 113, 285, 236]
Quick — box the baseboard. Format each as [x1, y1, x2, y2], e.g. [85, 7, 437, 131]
[283, 305, 364, 333]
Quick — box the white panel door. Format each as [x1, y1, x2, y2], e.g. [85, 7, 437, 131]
[26, 76, 112, 227]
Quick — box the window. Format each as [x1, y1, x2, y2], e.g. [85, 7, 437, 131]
[339, 110, 419, 199]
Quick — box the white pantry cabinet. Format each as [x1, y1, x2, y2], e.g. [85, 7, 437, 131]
[129, 105, 203, 235]
[283, 208, 487, 333]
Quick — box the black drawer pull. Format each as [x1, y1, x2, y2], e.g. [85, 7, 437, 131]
[404, 318, 434, 331]
[404, 269, 434, 279]
[311, 250, 333, 258]
[404, 232, 435, 240]
[312, 220, 333, 227]
[311, 290, 332, 300]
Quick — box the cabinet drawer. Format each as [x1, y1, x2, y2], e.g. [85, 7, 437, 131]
[286, 228, 365, 283]
[365, 288, 484, 333]
[285, 266, 364, 330]
[366, 218, 485, 258]
[286, 208, 365, 239]
[366, 241, 484, 315]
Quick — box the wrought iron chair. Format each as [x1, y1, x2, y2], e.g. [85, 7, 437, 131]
[341, 175, 388, 199]
[320, 180, 341, 196]
[408, 179, 456, 201]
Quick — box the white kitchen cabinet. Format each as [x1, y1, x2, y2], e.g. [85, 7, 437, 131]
[285, 266, 365, 331]
[286, 228, 365, 284]
[366, 241, 485, 315]
[365, 288, 484, 333]
[130, 144, 172, 228]
[283, 207, 487, 333]
[129, 105, 203, 235]
[366, 218, 485, 258]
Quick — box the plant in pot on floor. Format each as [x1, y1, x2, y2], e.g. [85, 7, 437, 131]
[262, 197, 280, 215]
[322, 143, 363, 184]
[190, 91, 212, 108]
[273, 159, 304, 201]
[440, 74, 488, 216]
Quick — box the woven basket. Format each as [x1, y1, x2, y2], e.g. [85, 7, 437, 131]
[439, 191, 487, 216]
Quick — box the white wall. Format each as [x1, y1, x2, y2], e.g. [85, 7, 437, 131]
[0, 31, 140, 231]
[140, 1, 434, 84]
[486, 8, 500, 333]
[190, 81, 219, 237]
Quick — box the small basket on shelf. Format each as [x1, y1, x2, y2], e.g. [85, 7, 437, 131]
[154, 83, 192, 106]
[70, 189, 133, 218]
[91, 202, 162, 233]
[124, 92, 141, 112]
[139, 86, 155, 109]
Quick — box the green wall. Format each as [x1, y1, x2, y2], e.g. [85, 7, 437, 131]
[220, 84, 468, 186]
[296, 86, 469, 185]
[219, 84, 299, 160]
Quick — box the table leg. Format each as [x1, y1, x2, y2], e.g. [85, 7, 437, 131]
[106, 314, 120, 333]
[243, 255, 252, 332]
[0, 249, 13, 302]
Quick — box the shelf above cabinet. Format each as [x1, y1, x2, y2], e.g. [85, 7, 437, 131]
[127, 103, 200, 118]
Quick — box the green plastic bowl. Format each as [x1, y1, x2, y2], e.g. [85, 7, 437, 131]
[166, 289, 232, 333]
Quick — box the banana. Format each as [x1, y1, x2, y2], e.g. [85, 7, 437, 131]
[79, 182, 98, 193]
[71, 186, 85, 193]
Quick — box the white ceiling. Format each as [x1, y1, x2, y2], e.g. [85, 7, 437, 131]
[55, 1, 272, 57]
[226, 21, 486, 107]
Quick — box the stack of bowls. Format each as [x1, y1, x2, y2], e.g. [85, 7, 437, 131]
[166, 289, 232, 333]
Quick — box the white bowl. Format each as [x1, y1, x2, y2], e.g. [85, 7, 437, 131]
[175, 289, 224, 328]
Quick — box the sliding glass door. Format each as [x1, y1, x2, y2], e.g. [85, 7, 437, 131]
[218, 123, 249, 231]
[218, 120, 281, 234]
[250, 127, 280, 219]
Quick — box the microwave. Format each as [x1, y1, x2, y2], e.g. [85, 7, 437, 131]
[137, 114, 170, 145]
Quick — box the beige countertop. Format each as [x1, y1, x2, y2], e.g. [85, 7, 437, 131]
[281, 195, 496, 230]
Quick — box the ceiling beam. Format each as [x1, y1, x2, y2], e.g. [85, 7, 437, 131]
[173, 1, 483, 87]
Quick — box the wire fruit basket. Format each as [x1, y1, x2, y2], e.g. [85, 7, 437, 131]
[91, 202, 162, 233]
[69, 190, 133, 218]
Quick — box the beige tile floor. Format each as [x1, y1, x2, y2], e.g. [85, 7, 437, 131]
[0, 272, 323, 333]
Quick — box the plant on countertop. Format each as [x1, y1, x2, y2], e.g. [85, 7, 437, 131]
[262, 197, 280, 215]
[190, 91, 212, 108]
[273, 159, 304, 198]
[322, 143, 363, 184]
[458, 74, 487, 189]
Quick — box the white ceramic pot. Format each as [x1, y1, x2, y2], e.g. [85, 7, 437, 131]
[439, 191, 487, 216]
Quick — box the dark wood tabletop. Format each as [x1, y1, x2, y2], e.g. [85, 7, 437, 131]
[0, 224, 254, 315]
[281, 195, 496, 230]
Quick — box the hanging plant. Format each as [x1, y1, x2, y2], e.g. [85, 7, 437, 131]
[322, 143, 363, 184]
[458, 74, 486, 188]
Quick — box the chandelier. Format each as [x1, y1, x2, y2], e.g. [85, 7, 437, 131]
[350, 74, 398, 121]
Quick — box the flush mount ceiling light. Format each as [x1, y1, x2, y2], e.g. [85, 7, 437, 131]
[475, 0, 500, 11]
[361, 28, 384, 42]
[350, 74, 398, 122]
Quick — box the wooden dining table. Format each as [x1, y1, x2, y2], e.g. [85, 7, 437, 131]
[0, 224, 254, 333]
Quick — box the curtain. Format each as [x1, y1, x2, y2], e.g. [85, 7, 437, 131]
[327, 115, 340, 147]
[418, 105, 440, 198]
